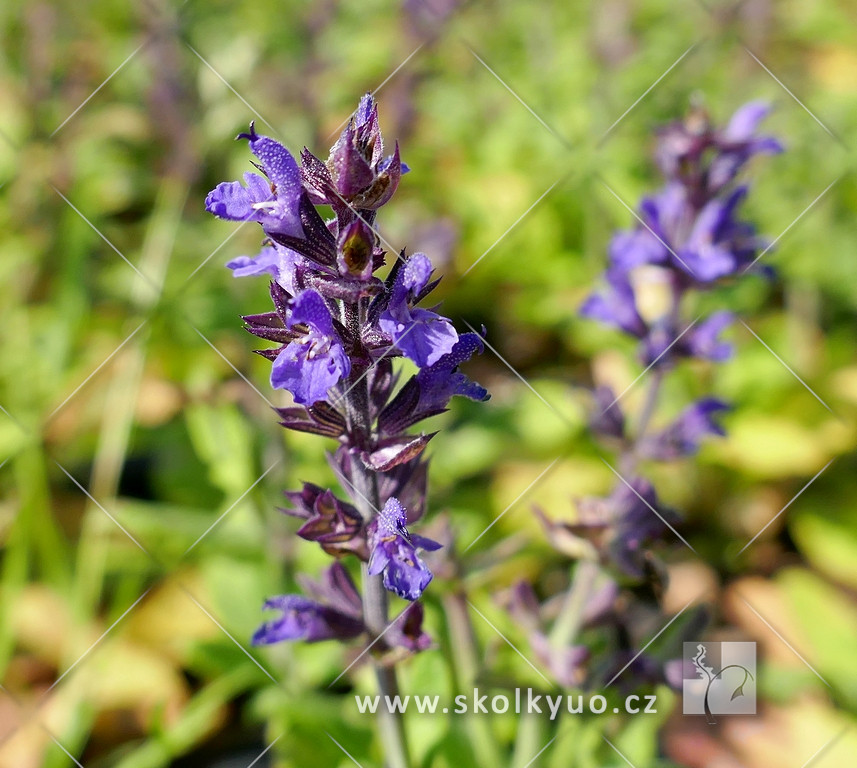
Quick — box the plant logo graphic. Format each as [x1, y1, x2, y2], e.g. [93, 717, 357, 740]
[682, 642, 756, 722]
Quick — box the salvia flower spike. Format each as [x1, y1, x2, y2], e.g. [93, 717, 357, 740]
[206, 94, 488, 654]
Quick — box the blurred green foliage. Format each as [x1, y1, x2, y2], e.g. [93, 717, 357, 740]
[1, 0, 856, 766]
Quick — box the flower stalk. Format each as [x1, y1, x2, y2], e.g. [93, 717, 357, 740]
[516, 101, 782, 694]
[206, 93, 488, 766]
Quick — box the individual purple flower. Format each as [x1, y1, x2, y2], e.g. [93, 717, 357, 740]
[675, 187, 761, 281]
[378, 253, 458, 367]
[368, 497, 441, 601]
[377, 332, 489, 435]
[270, 289, 350, 405]
[683, 311, 734, 361]
[549, 479, 676, 579]
[641, 399, 729, 460]
[412, 332, 489, 409]
[580, 268, 647, 337]
[608, 184, 762, 281]
[708, 101, 784, 192]
[226, 242, 307, 292]
[281, 482, 367, 559]
[252, 562, 365, 645]
[206, 123, 304, 239]
[656, 101, 783, 195]
[300, 94, 408, 213]
[227, 245, 282, 278]
[607, 184, 685, 272]
[386, 602, 433, 652]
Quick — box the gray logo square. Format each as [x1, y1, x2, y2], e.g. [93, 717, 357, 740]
[682, 641, 756, 721]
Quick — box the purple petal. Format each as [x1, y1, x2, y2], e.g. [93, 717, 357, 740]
[580, 269, 647, 337]
[380, 307, 459, 367]
[382, 553, 433, 601]
[608, 228, 667, 271]
[413, 332, 489, 414]
[205, 172, 271, 221]
[368, 546, 391, 576]
[243, 129, 303, 202]
[686, 311, 734, 361]
[409, 534, 442, 552]
[270, 338, 350, 405]
[723, 101, 771, 141]
[227, 245, 282, 278]
[288, 289, 336, 336]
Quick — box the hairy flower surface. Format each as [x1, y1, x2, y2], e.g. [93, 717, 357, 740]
[379, 253, 458, 367]
[368, 498, 441, 601]
[270, 289, 350, 405]
[206, 124, 304, 238]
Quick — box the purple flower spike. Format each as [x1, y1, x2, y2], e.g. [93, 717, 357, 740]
[271, 289, 351, 405]
[368, 498, 441, 601]
[209, 95, 489, 647]
[206, 123, 304, 239]
[379, 253, 459, 367]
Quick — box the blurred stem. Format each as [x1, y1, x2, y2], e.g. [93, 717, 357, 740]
[0, 445, 67, 673]
[344, 343, 410, 768]
[549, 559, 599, 650]
[73, 179, 185, 617]
[443, 588, 503, 766]
[512, 709, 548, 768]
[634, 368, 664, 445]
[444, 589, 479, 687]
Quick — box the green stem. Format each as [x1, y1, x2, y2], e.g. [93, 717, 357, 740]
[511, 709, 547, 768]
[443, 589, 503, 766]
[549, 559, 600, 650]
[343, 344, 410, 768]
